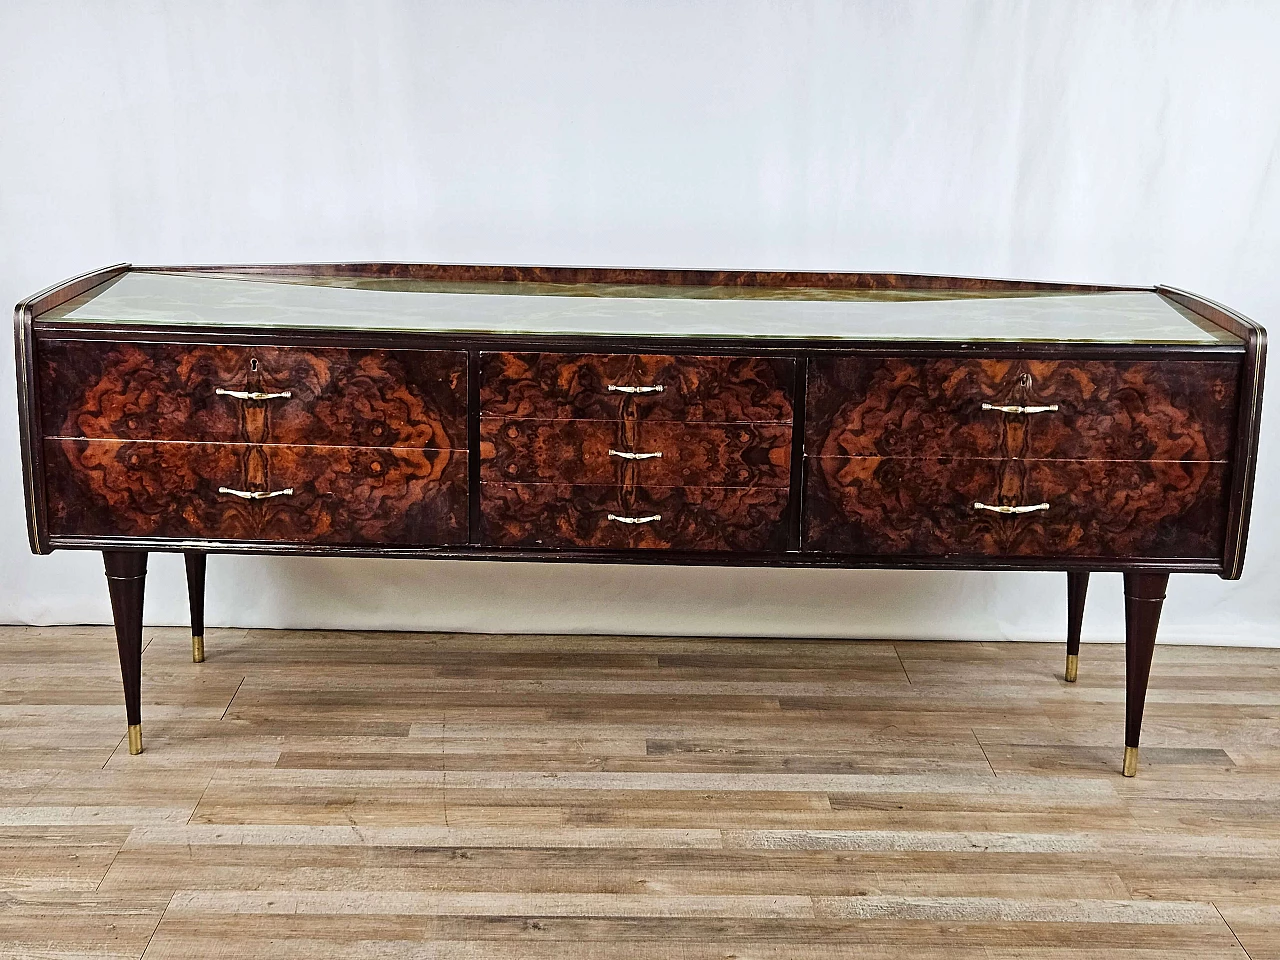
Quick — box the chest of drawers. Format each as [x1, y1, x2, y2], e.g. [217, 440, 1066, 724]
[14, 263, 1266, 777]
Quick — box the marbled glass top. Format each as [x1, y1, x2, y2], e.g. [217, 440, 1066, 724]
[41, 271, 1235, 344]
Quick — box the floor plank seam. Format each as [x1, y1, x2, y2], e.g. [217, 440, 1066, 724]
[219, 675, 246, 721]
[971, 728, 999, 779]
[1214, 900, 1255, 959]
[136, 892, 176, 960]
[893, 643, 912, 685]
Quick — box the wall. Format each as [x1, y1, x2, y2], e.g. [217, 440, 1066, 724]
[2, 0, 1277, 644]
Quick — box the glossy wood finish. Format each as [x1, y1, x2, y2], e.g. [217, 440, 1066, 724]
[185, 552, 206, 659]
[1124, 571, 1170, 774]
[3, 625, 1279, 958]
[38, 340, 467, 448]
[806, 357, 1239, 462]
[1066, 570, 1089, 678]
[102, 551, 146, 743]
[479, 483, 792, 552]
[480, 418, 792, 487]
[45, 440, 468, 546]
[804, 456, 1228, 558]
[480, 353, 795, 423]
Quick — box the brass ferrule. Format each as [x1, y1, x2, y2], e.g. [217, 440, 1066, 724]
[192, 635, 205, 663]
[1122, 745, 1139, 777]
[127, 724, 143, 756]
[1065, 654, 1079, 683]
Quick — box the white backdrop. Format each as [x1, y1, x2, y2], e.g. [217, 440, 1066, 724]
[2, 1, 1278, 645]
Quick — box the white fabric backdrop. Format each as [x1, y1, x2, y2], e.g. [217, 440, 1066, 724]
[2, 0, 1277, 645]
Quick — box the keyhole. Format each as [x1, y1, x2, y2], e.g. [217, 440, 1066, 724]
[250, 358, 258, 372]
[1019, 372, 1032, 388]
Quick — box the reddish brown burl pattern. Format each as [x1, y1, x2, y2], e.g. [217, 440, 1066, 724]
[480, 419, 792, 487]
[44, 439, 467, 545]
[38, 340, 467, 449]
[480, 483, 791, 552]
[480, 353, 795, 423]
[804, 456, 1228, 558]
[807, 358, 1238, 462]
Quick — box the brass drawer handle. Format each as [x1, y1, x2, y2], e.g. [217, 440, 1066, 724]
[608, 513, 661, 524]
[607, 384, 664, 394]
[215, 388, 293, 401]
[218, 486, 295, 500]
[973, 501, 1050, 515]
[609, 449, 663, 460]
[981, 402, 1058, 414]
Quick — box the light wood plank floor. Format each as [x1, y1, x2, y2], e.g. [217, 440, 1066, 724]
[1, 625, 1278, 958]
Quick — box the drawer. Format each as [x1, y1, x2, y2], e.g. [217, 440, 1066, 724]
[807, 357, 1239, 462]
[480, 483, 791, 551]
[480, 353, 795, 422]
[480, 418, 792, 487]
[804, 455, 1228, 559]
[43, 439, 468, 545]
[37, 340, 468, 448]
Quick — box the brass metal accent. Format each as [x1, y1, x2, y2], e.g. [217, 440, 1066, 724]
[606, 384, 664, 394]
[1123, 745, 1139, 777]
[1065, 654, 1079, 683]
[215, 387, 292, 401]
[607, 513, 662, 524]
[192, 634, 205, 663]
[608, 449, 662, 460]
[218, 487, 294, 500]
[973, 501, 1050, 515]
[127, 724, 142, 756]
[981, 402, 1059, 414]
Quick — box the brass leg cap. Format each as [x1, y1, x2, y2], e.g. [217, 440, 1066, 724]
[127, 724, 143, 756]
[1065, 654, 1079, 683]
[1122, 745, 1138, 777]
[192, 634, 205, 663]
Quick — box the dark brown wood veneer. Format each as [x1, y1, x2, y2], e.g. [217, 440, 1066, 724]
[13, 262, 1266, 776]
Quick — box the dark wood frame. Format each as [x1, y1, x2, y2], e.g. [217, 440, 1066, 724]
[14, 263, 1268, 773]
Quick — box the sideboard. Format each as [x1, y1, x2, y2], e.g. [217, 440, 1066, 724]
[14, 263, 1266, 775]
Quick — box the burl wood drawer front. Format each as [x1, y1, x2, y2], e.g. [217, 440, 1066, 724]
[480, 483, 791, 551]
[37, 340, 467, 449]
[480, 419, 792, 487]
[43, 439, 467, 545]
[807, 358, 1239, 462]
[804, 456, 1228, 559]
[480, 353, 795, 422]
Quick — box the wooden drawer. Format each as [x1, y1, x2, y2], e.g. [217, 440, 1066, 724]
[807, 358, 1239, 462]
[804, 455, 1228, 559]
[480, 418, 792, 487]
[480, 353, 795, 422]
[480, 483, 791, 551]
[43, 439, 468, 545]
[37, 340, 468, 448]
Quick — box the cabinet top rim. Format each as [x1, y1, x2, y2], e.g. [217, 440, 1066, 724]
[28, 265, 1240, 345]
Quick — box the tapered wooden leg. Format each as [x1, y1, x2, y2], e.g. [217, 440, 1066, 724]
[1065, 571, 1089, 682]
[184, 552, 207, 663]
[1123, 571, 1169, 777]
[104, 551, 148, 755]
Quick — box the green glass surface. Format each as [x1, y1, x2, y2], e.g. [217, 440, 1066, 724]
[41, 270, 1236, 344]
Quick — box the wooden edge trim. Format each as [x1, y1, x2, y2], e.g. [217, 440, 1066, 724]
[133, 261, 1153, 294]
[14, 264, 131, 554]
[1158, 285, 1267, 579]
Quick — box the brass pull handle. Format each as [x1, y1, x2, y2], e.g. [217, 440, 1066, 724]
[609, 449, 663, 460]
[981, 402, 1058, 414]
[608, 513, 662, 524]
[218, 486, 295, 500]
[973, 501, 1050, 515]
[607, 384, 664, 394]
[216, 388, 293, 401]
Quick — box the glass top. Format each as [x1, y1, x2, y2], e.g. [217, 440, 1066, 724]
[40, 270, 1235, 344]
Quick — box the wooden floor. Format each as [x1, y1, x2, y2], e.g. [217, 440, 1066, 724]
[1, 625, 1278, 958]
